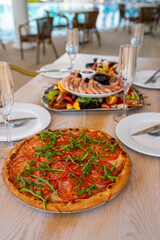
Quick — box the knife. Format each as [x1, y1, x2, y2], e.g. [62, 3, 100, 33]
[131, 123, 160, 136]
[0, 117, 37, 125]
[144, 69, 160, 84]
[37, 68, 71, 73]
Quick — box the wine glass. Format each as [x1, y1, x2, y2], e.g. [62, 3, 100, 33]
[0, 62, 14, 149]
[66, 28, 79, 72]
[131, 23, 144, 54]
[114, 44, 138, 122]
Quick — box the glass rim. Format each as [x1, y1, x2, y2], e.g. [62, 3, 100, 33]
[133, 23, 144, 27]
[67, 27, 78, 31]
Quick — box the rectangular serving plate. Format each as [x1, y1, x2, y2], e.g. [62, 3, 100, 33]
[41, 85, 144, 112]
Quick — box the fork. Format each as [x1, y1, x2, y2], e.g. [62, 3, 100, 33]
[147, 74, 160, 84]
[144, 69, 160, 84]
[9, 120, 28, 128]
[148, 131, 160, 136]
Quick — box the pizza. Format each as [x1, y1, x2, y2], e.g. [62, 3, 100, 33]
[2, 128, 131, 212]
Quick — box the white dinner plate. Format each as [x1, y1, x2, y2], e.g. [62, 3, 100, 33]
[116, 112, 160, 157]
[40, 63, 70, 79]
[61, 80, 123, 99]
[133, 70, 160, 89]
[0, 103, 51, 141]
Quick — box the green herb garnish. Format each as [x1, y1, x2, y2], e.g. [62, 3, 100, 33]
[20, 186, 49, 208]
[76, 183, 97, 196]
[100, 164, 117, 182]
[47, 90, 59, 100]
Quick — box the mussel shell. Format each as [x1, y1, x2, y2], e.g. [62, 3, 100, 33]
[93, 73, 110, 85]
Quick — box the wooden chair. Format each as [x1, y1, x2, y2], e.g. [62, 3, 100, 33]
[0, 41, 5, 50]
[157, 4, 160, 27]
[45, 10, 69, 30]
[117, 4, 127, 28]
[19, 16, 58, 64]
[73, 9, 101, 47]
[117, 4, 139, 30]
[138, 7, 159, 34]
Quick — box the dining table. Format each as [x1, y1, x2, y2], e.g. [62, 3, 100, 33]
[0, 53, 160, 240]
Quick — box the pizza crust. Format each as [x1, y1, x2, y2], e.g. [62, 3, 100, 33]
[2, 128, 132, 213]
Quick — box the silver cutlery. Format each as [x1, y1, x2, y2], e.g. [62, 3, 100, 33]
[36, 68, 71, 73]
[144, 69, 160, 84]
[148, 131, 160, 137]
[131, 123, 160, 136]
[0, 117, 37, 127]
[9, 121, 29, 128]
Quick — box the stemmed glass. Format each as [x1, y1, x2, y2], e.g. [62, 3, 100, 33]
[66, 28, 79, 72]
[114, 44, 138, 122]
[131, 23, 144, 54]
[0, 62, 14, 149]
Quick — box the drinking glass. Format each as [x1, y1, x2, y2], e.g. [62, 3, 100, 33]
[66, 28, 79, 71]
[0, 62, 14, 148]
[114, 44, 138, 122]
[131, 23, 144, 54]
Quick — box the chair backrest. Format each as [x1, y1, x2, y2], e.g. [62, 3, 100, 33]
[85, 9, 99, 29]
[45, 10, 69, 28]
[36, 17, 53, 39]
[156, 4, 160, 18]
[139, 7, 157, 23]
[118, 4, 125, 19]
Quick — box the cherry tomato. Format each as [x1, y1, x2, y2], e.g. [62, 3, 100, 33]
[63, 95, 73, 102]
[117, 99, 123, 104]
[101, 103, 111, 109]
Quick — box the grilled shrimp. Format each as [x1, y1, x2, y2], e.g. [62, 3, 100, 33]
[112, 85, 122, 92]
[109, 74, 120, 86]
[88, 80, 100, 94]
[93, 81, 107, 94]
[62, 80, 69, 89]
[94, 81, 112, 93]
[78, 79, 87, 93]
[56, 92, 65, 102]
[68, 79, 76, 91]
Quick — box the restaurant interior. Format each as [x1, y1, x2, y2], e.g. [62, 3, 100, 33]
[0, 0, 160, 240]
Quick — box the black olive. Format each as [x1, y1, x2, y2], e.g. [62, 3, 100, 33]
[77, 73, 82, 78]
[93, 73, 110, 85]
[85, 63, 94, 68]
[84, 78, 90, 83]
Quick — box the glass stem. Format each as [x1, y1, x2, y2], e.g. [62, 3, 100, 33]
[71, 60, 74, 72]
[122, 90, 128, 117]
[3, 115, 13, 149]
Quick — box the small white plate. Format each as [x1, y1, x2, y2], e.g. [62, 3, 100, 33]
[133, 70, 160, 89]
[0, 103, 51, 141]
[40, 63, 70, 79]
[61, 80, 123, 99]
[116, 112, 160, 157]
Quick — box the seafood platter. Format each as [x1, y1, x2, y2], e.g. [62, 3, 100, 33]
[41, 60, 149, 112]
